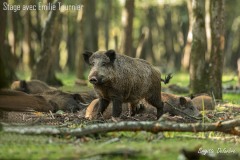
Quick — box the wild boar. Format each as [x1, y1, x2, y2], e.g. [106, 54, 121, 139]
[0, 89, 54, 112]
[83, 50, 163, 119]
[11, 80, 56, 94]
[161, 92, 200, 117]
[38, 90, 88, 112]
[191, 95, 215, 111]
[0, 89, 88, 113]
[85, 92, 200, 120]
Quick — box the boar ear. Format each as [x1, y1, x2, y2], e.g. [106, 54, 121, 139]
[20, 80, 28, 91]
[179, 97, 187, 105]
[83, 51, 93, 64]
[105, 49, 116, 63]
[72, 93, 86, 103]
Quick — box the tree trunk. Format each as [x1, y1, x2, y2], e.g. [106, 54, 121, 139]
[76, 3, 85, 81]
[104, 0, 111, 50]
[83, 0, 98, 51]
[120, 0, 135, 56]
[189, 0, 208, 94]
[146, 7, 156, 64]
[67, 15, 77, 71]
[209, 0, 225, 99]
[135, 26, 149, 59]
[23, 10, 35, 71]
[238, 59, 240, 87]
[0, 0, 17, 87]
[163, 5, 175, 67]
[182, 0, 193, 70]
[32, 0, 63, 86]
[0, 0, 9, 88]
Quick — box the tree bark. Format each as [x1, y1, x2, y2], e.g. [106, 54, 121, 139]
[209, 0, 225, 99]
[189, 0, 208, 95]
[2, 119, 240, 136]
[120, 0, 135, 56]
[32, 0, 63, 86]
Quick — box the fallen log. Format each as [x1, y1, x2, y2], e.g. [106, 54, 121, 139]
[2, 118, 240, 136]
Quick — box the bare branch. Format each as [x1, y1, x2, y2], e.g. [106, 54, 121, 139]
[2, 119, 240, 136]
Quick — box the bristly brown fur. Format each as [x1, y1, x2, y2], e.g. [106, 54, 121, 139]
[83, 50, 163, 119]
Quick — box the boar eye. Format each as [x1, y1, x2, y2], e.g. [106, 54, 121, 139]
[90, 62, 95, 66]
[102, 62, 107, 66]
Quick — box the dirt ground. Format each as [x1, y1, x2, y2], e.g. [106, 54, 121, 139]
[1, 102, 239, 126]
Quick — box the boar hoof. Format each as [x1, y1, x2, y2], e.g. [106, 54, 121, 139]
[111, 117, 121, 122]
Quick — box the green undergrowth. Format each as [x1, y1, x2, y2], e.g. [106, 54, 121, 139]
[0, 132, 239, 160]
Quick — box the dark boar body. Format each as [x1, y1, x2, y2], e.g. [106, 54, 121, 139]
[11, 80, 56, 94]
[38, 90, 87, 112]
[83, 50, 163, 119]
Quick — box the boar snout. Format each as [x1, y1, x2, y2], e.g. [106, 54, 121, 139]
[89, 76, 98, 84]
[89, 75, 105, 85]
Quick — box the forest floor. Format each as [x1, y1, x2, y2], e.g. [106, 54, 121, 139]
[0, 72, 240, 159]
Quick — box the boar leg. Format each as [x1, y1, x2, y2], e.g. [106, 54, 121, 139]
[112, 99, 123, 117]
[146, 95, 163, 119]
[128, 101, 139, 116]
[98, 98, 110, 115]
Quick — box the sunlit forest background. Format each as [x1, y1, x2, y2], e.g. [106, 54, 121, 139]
[1, 0, 240, 95]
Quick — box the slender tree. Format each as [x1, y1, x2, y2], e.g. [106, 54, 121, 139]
[209, 0, 225, 99]
[83, 0, 98, 51]
[189, 0, 208, 94]
[0, 0, 17, 87]
[120, 0, 135, 56]
[32, 0, 63, 85]
[0, 0, 8, 88]
[76, 3, 85, 81]
[104, 0, 112, 50]
[182, 0, 193, 70]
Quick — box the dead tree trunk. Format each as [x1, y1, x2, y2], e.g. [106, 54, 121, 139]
[209, 0, 225, 99]
[189, 0, 209, 95]
[32, 0, 62, 86]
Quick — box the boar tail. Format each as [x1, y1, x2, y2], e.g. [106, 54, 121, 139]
[161, 73, 173, 84]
